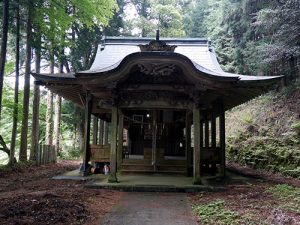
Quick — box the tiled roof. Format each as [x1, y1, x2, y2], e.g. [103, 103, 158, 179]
[84, 37, 281, 82]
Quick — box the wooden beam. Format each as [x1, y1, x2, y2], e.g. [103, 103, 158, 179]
[81, 92, 92, 176]
[193, 107, 201, 184]
[117, 111, 124, 169]
[152, 110, 157, 171]
[119, 100, 192, 110]
[108, 106, 118, 183]
[185, 111, 192, 176]
[98, 119, 104, 145]
[219, 102, 226, 177]
[92, 116, 98, 144]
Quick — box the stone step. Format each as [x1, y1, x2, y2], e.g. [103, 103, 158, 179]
[156, 164, 187, 172]
[121, 163, 187, 175]
[121, 164, 154, 171]
[120, 169, 187, 175]
[122, 159, 186, 166]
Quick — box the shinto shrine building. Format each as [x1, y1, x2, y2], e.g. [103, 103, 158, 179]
[33, 35, 281, 184]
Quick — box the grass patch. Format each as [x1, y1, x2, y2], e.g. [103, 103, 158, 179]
[192, 199, 250, 225]
[267, 184, 300, 214]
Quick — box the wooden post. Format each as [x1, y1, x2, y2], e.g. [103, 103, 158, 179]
[108, 106, 118, 183]
[92, 116, 98, 144]
[152, 110, 157, 171]
[193, 107, 201, 184]
[81, 93, 93, 176]
[185, 111, 192, 176]
[219, 102, 226, 177]
[104, 121, 109, 145]
[42, 145, 46, 165]
[211, 109, 216, 148]
[39, 144, 42, 166]
[205, 114, 209, 147]
[117, 111, 124, 169]
[98, 119, 104, 145]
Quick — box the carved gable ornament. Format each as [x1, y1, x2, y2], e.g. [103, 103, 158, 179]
[138, 63, 176, 76]
[138, 40, 177, 52]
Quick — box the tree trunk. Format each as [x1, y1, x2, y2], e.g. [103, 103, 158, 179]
[19, 2, 32, 162]
[75, 107, 84, 152]
[30, 36, 41, 161]
[45, 90, 54, 145]
[45, 57, 54, 145]
[0, 0, 9, 118]
[10, 1, 20, 165]
[53, 95, 61, 154]
[53, 46, 64, 155]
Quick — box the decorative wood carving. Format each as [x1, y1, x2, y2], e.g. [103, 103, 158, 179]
[138, 40, 177, 52]
[138, 63, 176, 77]
[119, 91, 191, 107]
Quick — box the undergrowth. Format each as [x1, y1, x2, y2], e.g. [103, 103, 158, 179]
[267, 184, 300, 214]
[226, 80, 300, 177]
[192, 200, 252, 225]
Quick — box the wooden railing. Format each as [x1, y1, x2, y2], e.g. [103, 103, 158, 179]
[200, 147, 221, 164]
[90, 144, 111, 162]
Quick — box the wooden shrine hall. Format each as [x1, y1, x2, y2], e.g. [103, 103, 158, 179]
[33, 34, 281, 184]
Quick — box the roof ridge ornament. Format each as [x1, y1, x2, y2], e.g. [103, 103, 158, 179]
[138, 30, 177, 52]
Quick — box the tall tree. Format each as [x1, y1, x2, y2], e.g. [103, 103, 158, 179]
[53, 52, 63, 154]
[19, 0, 33, 162]
[53, 94, 61, 153]
[152, 0, 186, 37]
[30, 34, 41, 161]
[130, 0, 154, 37]
[9, 0, 20, 165]
[0, 0, 9, 118]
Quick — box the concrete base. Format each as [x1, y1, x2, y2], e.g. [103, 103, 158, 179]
[108, 173, 118, 183]
[193, 177, 202, 185]
[53, 169, 252, 193]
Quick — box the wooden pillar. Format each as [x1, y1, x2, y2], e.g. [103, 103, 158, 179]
[117, 111, 124, 169]
[193, 107, 201, 184]
[104, 121, 109, 145]
[81, 92, 93, 176]
[205, 113, 209, 147]
[98, 119, 104, 145]
[108, 106, 118, 183]
[219, 102, 226, 177]
[211, 109, 216, 148]
[186, 111, 192, 176]
[92, 116, 98, 145]
[152, 110, 157, 171]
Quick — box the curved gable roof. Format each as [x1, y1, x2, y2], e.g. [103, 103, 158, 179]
[80, 37, 280, 82]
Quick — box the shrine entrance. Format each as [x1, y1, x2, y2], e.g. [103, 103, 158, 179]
[124, 109, 186, 158]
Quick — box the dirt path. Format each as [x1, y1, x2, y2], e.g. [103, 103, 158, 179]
[101, 192, 198, 225]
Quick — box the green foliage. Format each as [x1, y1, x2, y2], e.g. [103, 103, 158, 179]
[267, 184, 300, 214]
[128, 0, 186, 37]
[227, 83, 300, 176]
[4, 61, 14, 75]
[241, 112, 253, 125]
[59, 146, 82, 160]
[192, 200, 245, 224]
[291, 121, 300, 135]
